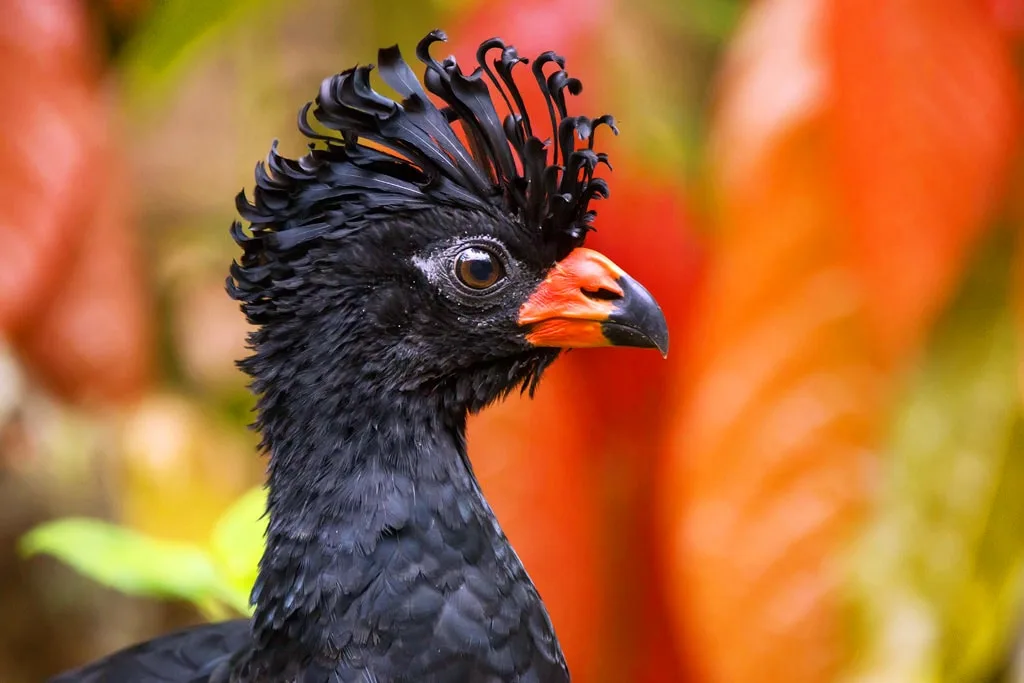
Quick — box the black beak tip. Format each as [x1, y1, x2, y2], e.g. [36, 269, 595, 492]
[602, 274, 670, 358]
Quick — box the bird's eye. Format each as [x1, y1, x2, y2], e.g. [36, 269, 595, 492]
[454, 247, 505, 290]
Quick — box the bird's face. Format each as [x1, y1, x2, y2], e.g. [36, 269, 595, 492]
[232, 32, 663, 415]
[337, 206, 668, 411]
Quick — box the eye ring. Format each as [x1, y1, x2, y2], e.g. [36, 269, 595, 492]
[454, 247, 505, 291]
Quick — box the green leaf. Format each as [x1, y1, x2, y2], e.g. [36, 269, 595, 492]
[636, 0, 743, 41]
[209, 485, 267, 613]
[20, 517, 236, 608]
[844, 231, 1024, 683]
[118, 0, 281, 105]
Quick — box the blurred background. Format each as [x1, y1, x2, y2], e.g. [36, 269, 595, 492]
[2, 0, 1024, 681]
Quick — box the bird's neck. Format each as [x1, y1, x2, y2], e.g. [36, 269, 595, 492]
[246, 378, 492, 670]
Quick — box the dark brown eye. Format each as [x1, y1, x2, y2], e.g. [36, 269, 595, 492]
[455, 247, 504, 290]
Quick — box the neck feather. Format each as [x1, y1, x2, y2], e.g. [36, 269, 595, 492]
[245, 359, 490, 672]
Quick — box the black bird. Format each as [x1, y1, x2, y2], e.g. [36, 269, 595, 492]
[51, 29, 668, 683]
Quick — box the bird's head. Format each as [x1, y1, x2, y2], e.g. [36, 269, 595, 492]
[229, 30, 668, 416]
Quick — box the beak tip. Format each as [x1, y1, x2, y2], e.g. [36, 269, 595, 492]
[600, 314, 669, 356]
[651, 324, 670, 359]
[604, 274, 670, 357]
[652, 330, 670, 359]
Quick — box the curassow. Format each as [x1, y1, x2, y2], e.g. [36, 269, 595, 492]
[50, 30, 668, 683]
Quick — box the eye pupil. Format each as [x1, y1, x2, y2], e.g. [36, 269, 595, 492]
[456, 248, 504, 290]
[468, 258, 494, 282]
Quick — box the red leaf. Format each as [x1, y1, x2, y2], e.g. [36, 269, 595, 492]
[445, 7, 613, 678]
[565, 179, 703, 682]
[0, 1, 154, 404]
[0, 0, 102, 334]
[981, 0, 1024, 37]
[449, 5, 705, 679]
[15, 118, 155, 405]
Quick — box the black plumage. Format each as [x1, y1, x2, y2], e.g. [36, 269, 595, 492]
[50, 29, 667, 683]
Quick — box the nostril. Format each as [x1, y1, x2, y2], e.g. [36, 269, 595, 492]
[582, 286, 620, 301]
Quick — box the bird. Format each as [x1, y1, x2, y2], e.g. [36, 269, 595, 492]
[50, 29, 668, 683]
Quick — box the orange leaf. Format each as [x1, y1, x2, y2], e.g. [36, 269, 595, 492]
[660, 1, 883, 681]
[828, 0, 1020, 365]
[661, 0, 1023, 678]
[666, 131, 881, 683]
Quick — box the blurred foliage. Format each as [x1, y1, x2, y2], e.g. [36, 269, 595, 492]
[5, 0, 1024, 682]
[116, 0, 280, 106]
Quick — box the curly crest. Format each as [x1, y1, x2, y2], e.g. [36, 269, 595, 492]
[228, 29, 617, 320]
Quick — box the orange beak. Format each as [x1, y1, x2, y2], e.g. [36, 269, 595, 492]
[517, 248, 669, 357]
